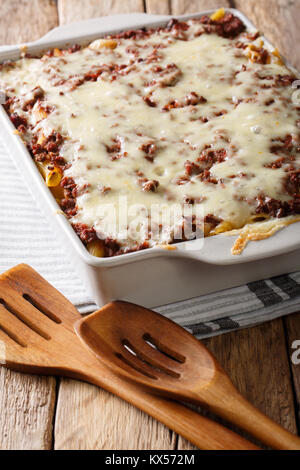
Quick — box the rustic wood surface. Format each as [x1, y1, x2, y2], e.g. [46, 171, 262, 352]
[171, 0, 230, 15]
[58, 0, 144, 25]
[0, 369, 56, 450]
[284, 314, 300, 427]
[0, 0, 299, 450]
[55, 378, 176, 450]
[0, 0, 58, 44]
[234, 0, 300, 69]
[146, 0, 171, 15]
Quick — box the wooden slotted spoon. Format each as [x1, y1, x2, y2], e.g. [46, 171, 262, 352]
[0, 264, 260, 450]
[75, 301, 300, 450]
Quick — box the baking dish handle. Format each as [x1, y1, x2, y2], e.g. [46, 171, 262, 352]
[167, 221, 300, 266]
[0, 13, 172, 52]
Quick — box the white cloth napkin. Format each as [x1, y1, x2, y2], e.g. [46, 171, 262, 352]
[1, 138, 300, 338]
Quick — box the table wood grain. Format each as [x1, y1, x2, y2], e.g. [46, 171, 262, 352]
[0, 0, 299, 450]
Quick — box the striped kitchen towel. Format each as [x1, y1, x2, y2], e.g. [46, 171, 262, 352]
[0, 138, 300, 339]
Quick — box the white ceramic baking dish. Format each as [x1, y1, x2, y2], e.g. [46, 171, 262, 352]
[1, 8, 300, 308]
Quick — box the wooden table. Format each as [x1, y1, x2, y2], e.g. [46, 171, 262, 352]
[0, 0, 299, 450]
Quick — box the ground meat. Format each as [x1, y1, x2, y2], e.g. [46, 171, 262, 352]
[139, 142, 157, 162]
[175, 176, 190, 185]
[256, 196, 300, 218]
[111, 28, 149, 40]
[197, 170, 219, 185]
[200, 13, 245, 39]
[166, 18, 189, 32]
[184, 148, 227, 177]
[30, 131, 64, 163]
[183, 195, 206, 205]
[253, 48, 269, 65]
[72, 223, 98, 243]
[270, 134, 296, 155]
[265, 98, 275, 106]
[84, 66, 106, 82]
[60, 197, 77, 217]
[69, 77, 84, 90]
[68, 44, 82, 54]
[9, 112, 27, 129]
[106, 137, 128, 160]
[106, 138, 121, 154]
[22, 86, 44, 110]
[142, 179, 159, 192]
[198, 148, 227, 166]
[98, 185, 111, 194]
[163, 92, 207, 111]
[275, 75, 295, 87]
[61, 176, 76, 189]
[149, 63, 182, 87]
[143, 93, 157, 107]
[102, 238, 122, 257]
[184, 160, 202, 176]
[52, 155, 66, 166]
[235, 41, 248, 49]
[214, 109, 228, 117]
[60, 176, 77, 201]
[183, 195, 195, 205]
[17, 124, 27, 133]
[3, 95, 14, 111]
[59, 63, 134, 91]
[255, 73, 296, 88]
[74, 222, 177, 256]
[265, 157, 286, 169]
[285, 169, 300, 196]
[204, 214, 222, 229]
[145, 49, 163, 64]
[166, 19, 190, 40]
[44, 131, 63, 153]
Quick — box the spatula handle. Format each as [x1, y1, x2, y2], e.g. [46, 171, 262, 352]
[69, 365, 259, 450]
[198, 372, 300, 450]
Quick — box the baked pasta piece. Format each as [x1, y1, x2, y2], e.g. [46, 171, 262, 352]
[0, 9, 299, 257]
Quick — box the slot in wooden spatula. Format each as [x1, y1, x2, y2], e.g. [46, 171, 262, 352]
[75, 301, 300, 450]
[0, 264, 259, 450]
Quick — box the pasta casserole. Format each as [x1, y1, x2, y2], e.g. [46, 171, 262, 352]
[0, 9, 299, 257]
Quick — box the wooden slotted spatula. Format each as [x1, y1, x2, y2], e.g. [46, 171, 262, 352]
[75, 301, 300, 451]
[0, 264, 260, 451]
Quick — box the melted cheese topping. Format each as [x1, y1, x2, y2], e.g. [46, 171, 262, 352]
[229, 215, 300, 254]
[1, 17, 299, 255]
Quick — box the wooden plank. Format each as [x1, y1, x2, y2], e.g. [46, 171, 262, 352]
[207, 320, 298, 432]
[178, 319, 298, 450]
[58, 0, 145, 25]
[234, 0, 300, 69]
[0, 0, 58, 45]
[0, 368, 56, 450]
[146, 0, 171, 15]
[54, 0, 177, 451]
[171, 0, 231, 15]
[284, 313, 300, 429]
[0, 0, 58, 450]
[54, 379, 176, 450]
